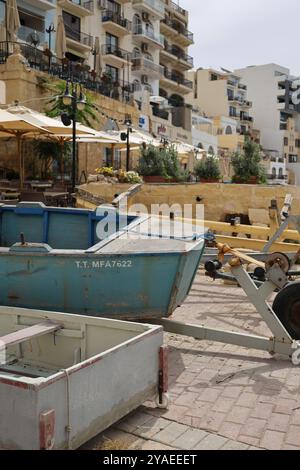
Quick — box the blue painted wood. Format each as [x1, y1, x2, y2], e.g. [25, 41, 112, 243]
[0, 203, 205, 320]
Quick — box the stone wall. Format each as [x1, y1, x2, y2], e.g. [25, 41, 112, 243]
[78, 182, 300, 221]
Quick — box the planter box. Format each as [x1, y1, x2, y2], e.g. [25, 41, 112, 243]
[143, 176, 178, 184]
[233, 176, 258, 185]
[199, 178, 220, 183]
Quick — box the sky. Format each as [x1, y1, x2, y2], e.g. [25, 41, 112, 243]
[180, 0, 300, 76]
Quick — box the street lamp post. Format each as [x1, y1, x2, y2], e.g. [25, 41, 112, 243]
[121, 115, 132, 171]
[61, 81, 86, 194]
[45, 23, 55, 68]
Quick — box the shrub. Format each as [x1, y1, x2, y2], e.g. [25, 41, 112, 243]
[194, 156, 221, 180]
[138, 144, 182, 179]
[231, 137, 266, 184]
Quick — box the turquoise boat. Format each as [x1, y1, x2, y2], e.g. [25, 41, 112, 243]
[0, 202, 205, 320]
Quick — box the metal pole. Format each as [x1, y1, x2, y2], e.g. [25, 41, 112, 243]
[71, 88, 77, 193]
[126, 126, 130, 171]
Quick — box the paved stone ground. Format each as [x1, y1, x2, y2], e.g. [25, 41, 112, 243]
[83, 271, 300, 451]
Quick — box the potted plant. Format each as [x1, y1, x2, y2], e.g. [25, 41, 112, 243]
[138, 144, 183, 183]
[194, 156, 221, 183]
[231, 137, 266, 184]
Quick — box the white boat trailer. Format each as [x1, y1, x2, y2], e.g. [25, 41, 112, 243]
[160, 220, 300, 362]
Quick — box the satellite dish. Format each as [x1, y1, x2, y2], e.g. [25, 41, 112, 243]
[27, 31, 40, 47]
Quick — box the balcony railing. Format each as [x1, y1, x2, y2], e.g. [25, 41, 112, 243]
[132, 56, 164, 76]
[171, 1, 187, 17]
[163, 69, 193, 89]
[18, 25, 46, 44]
[102, 10, 131, 31]
[132, 0, 165, 16]
[64, 24, 93, 47]
[66, 0, 94, 11]
[162, 17, 193, 43]
[163, 43, 193, 67]
[0, 41, 134, 103]
[133, 25, 164, 46]
[238, 83, 247, 90]
[102, 44, 131, 61]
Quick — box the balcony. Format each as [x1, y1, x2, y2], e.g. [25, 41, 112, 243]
[58, 0, 94, 16]
[240, 115, 253, 123]
[238, 83, 247, 90]
[165, 1, 188, 21]
[99, 0, 129, 6]
[64, 24, 93, 50]
[102, 44, 131, 67]
[160, 69, 193, 94]
[22, 0, 55, 11]
[132, 56, 164, 78]
[161, 43, 193, 70]
[18, 25, 46, 45]
[161, 17, 193, 46]
[133, 25, 164, 48]
[152, 105, 169, 120]
[132, 0, 165, 19]
[101, 11, 131, 36]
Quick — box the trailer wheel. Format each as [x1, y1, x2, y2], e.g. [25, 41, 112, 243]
[273, 282, 300, 340]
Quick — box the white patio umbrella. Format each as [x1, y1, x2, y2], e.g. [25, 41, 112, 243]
[0, 109, 51, 188]
[6, 0, 20, 42]
[93, 36, 102, 78]
[55, 15, 66, 61]
[6, 104, 98, 180]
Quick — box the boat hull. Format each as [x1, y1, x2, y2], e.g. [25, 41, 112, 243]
[0, 247, 204, 320]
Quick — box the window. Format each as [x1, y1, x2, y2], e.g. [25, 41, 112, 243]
[106, 33, 119, 50]
[289, 155, 298, 163]
[272, 167, 277, 178]
[105, 65, 119, 82]
[296, 139, 300, 148]
[103, 147, 113, 167]
[62, 11, 80, 41]
[225, 125, 232, 135]
[133, 47, 140, 58]
[114, 148, 121, 169]
[107, 0, 121, 14]
[210, 73, 218, 81]
[284, 137, 288, 146]
[208, 146, 215, 155]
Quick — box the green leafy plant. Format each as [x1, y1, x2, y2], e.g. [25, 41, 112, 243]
[194, 156, 221, 181]
[138, 144, 182, 179]
[231, 137, 266, 184]
[46, 81, 98, 128]
[35, 140, 71, 180]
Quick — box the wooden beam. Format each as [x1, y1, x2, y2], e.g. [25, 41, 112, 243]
[0, 321, 63, 348]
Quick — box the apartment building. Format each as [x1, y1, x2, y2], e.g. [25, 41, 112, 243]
[0, 1, 194, 143]
[188, 68, 254, 140]
[234, 64, 300, 184]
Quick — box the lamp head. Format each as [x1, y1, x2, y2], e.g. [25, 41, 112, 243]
[62, 82, 73, 106]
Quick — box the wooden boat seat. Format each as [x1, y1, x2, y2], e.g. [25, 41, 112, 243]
[0, 321, 63, 348]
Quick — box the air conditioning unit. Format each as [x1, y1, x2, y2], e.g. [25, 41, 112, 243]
[141, 43, 148, 53]
[142, 12, 150, 22]
[141, 75, 148, 84]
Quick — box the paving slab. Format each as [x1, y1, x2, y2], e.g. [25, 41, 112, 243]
[84, 272, 300, 451]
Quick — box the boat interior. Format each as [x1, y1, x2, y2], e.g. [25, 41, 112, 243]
[0, 202, 137, 250]
[0, 307, 155, 382]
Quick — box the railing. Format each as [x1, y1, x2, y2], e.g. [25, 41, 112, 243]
[171, 1, 187, 17]
[162, 17, 193, 42]
[62, 0, 94, 11]
[133, 25, 164, 46]
[132, 0, 165, 16]
[102, 10, 131, 31]
[0, 41, 134, 103]
[238, 83, 247, 90]
[64, 24, 93, 47]
[102, 44, 131, 61]
[163, 43, 193, 67]
[18, 25, 46, 44]
[163, 69, 193, 88]
[132, 56, 164, 75]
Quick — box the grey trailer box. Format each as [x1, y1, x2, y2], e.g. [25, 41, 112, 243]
[0, 307, 165, 449]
